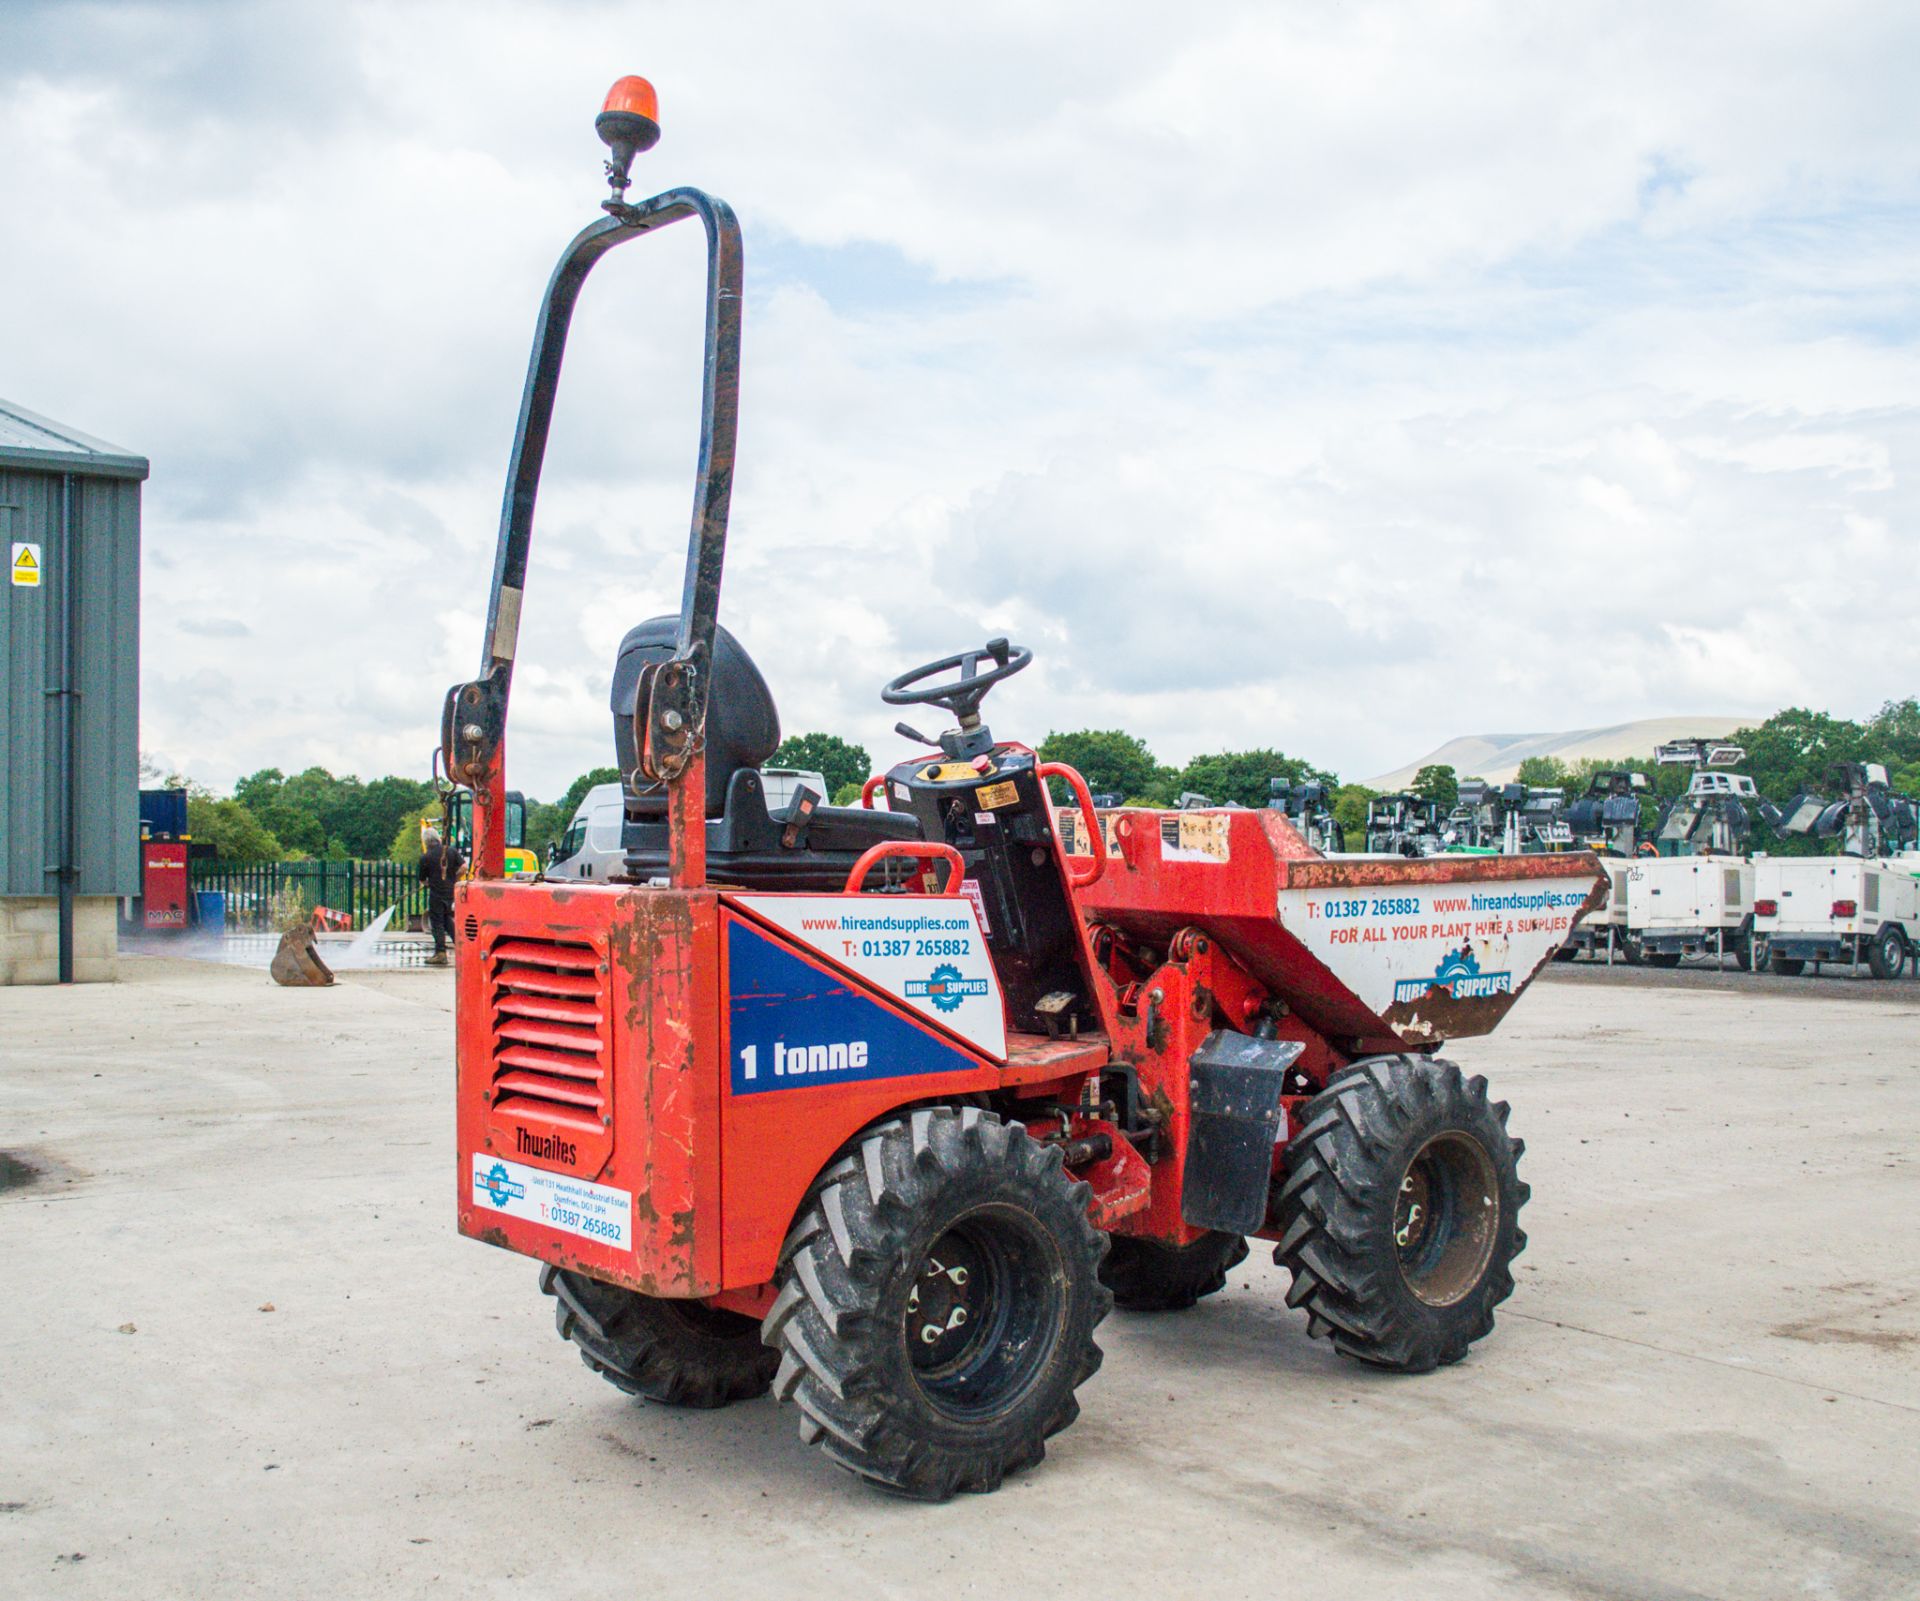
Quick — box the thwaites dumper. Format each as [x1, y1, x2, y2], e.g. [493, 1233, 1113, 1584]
[443, 79, 1606, 1501]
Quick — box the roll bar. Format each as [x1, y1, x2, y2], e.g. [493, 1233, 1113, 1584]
[441, 185, 743, 886]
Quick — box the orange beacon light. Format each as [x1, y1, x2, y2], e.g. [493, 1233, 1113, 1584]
[596, 75, 661, 199]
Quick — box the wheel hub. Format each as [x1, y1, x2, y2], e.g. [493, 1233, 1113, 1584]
[898, 1207, 1067, 1422]
[1394, 1131, 1501, 1308]
[907, 1230, 986, 1370]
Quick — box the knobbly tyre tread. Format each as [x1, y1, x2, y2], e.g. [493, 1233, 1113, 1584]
[762, 1105, 1110, 1500]
[542, 1265, 778, 1408]
[1274, 1055, 1527, 1374]
[1101, 1230, 1249, 1311]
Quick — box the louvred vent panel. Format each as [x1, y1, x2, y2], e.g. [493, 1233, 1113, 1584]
[486, 937, 612, 1173]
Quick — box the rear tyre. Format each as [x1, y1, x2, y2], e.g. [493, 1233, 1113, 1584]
[1768, 949, 1806, 976]
[1275, 1056, 1527, 1373]
[1867, 925, 1907, 981]
[542, 1265, 777, 1408]
[1733, 922, 1755, 972]
[1621, 934, 1647, 967]
[1101, 1230, 1248, 1311]
[764, 1106, 1108, 1500]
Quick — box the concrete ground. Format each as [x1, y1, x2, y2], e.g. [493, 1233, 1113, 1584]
[1, 958, 1915, 1600]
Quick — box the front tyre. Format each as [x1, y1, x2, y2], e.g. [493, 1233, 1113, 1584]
[1275, 1056, 1527, 1373]
[543, 1266, 778, 1408]
[764, 1107, 1109, 1500]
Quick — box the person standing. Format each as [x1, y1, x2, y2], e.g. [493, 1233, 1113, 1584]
[420, 829, 465, 965]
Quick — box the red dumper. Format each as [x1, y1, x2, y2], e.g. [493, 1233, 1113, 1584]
[444, 76, 1604, 1500]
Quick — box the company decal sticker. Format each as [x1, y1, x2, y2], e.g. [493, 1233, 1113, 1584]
[1282, 878, 1594, 1017]
[905, 962, 991, 1011]
[976, 780, 1020, 810]
[725, 920, 993, 1095]
[470, 1153, 632, 1249]
[730, 895, 1006, 1057]
[1394, 947, 1511, 1004]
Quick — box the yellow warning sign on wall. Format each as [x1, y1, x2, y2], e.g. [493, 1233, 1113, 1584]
[10, 541, 41, 587]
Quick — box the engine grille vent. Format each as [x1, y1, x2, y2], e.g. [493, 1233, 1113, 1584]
[487, 938, 609, 1141]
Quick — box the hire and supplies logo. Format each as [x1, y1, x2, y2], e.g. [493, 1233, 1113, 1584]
[476, 1162, 525, 1207]
[905, 962, 990, 1013]
[1394, 947, 1513, 1005]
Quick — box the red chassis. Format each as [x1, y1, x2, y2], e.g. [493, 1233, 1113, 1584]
[454, 799, 1597, 1310]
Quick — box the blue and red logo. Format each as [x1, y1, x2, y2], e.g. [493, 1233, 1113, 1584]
[1394, 947, 1512, 1005]
[905, 963, 990, 1013]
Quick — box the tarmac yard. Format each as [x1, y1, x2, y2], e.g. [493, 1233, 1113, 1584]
[2, 959, 1916, 1600]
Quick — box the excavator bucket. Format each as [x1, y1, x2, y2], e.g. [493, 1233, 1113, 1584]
[270, 925, 336, 987]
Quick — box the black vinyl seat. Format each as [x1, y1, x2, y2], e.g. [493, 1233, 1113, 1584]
[606, 616, 919, 887]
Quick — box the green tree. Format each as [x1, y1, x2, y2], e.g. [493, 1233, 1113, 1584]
[1514, 755, 1569, 789]
[1036, 730, 1163, 803]
[389, 802, 437, 866]
[1331, 783, 1377, 844]
[187, 795, 283, 862]
[521, 799, 569, 859]
[1412, 764, 1458, 810]
[1731, 708, 1866, 803]
[337, 775, 435, 858]
[1865, 698, 1920, 768]
[1177, 749, 1334, 810]
[770, 734, 871, 797]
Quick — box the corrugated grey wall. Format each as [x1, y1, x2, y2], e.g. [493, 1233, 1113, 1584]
[0, 467, 141, 897]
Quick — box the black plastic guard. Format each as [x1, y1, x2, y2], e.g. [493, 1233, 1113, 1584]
[1181, 1030, 1304, 1234]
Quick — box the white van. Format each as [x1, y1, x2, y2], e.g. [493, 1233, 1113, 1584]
[546, 783, 626, 880]
[546, 769, 833, 880]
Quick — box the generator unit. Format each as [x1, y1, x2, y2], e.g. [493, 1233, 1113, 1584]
[1755, 763, 1920, 978]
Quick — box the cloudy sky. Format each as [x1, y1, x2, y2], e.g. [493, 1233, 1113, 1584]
[4, 1, 1917, 799]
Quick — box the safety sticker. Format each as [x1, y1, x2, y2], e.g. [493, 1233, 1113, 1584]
[1162, 813, 1230, 863]
[976, 780, 1020, 810]
[470, 1153, 632, 1250]
[10, 542, 41, 588]
[959, 877, 993, 935]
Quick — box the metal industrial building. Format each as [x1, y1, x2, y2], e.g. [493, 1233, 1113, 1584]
[0, 399, 147, 984]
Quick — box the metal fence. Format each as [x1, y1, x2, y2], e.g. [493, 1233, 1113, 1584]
[190, 860, 426, 931]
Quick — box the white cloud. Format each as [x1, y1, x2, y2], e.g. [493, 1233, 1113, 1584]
[3, 0, 1917, 798]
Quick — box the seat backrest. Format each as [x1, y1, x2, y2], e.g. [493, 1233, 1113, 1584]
[610, 616, 780, 817]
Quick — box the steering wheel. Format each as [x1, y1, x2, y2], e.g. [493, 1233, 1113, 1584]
[882, 638, 1032, 726]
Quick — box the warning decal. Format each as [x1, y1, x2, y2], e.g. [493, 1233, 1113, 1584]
[10, 542, 41, 588]
[1162, 813, 1231, 863]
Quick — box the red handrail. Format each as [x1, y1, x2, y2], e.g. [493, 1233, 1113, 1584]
[1038, 761, 1107, 888]
[861, 774, 887, 809]
[844, 841, 967, 896]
